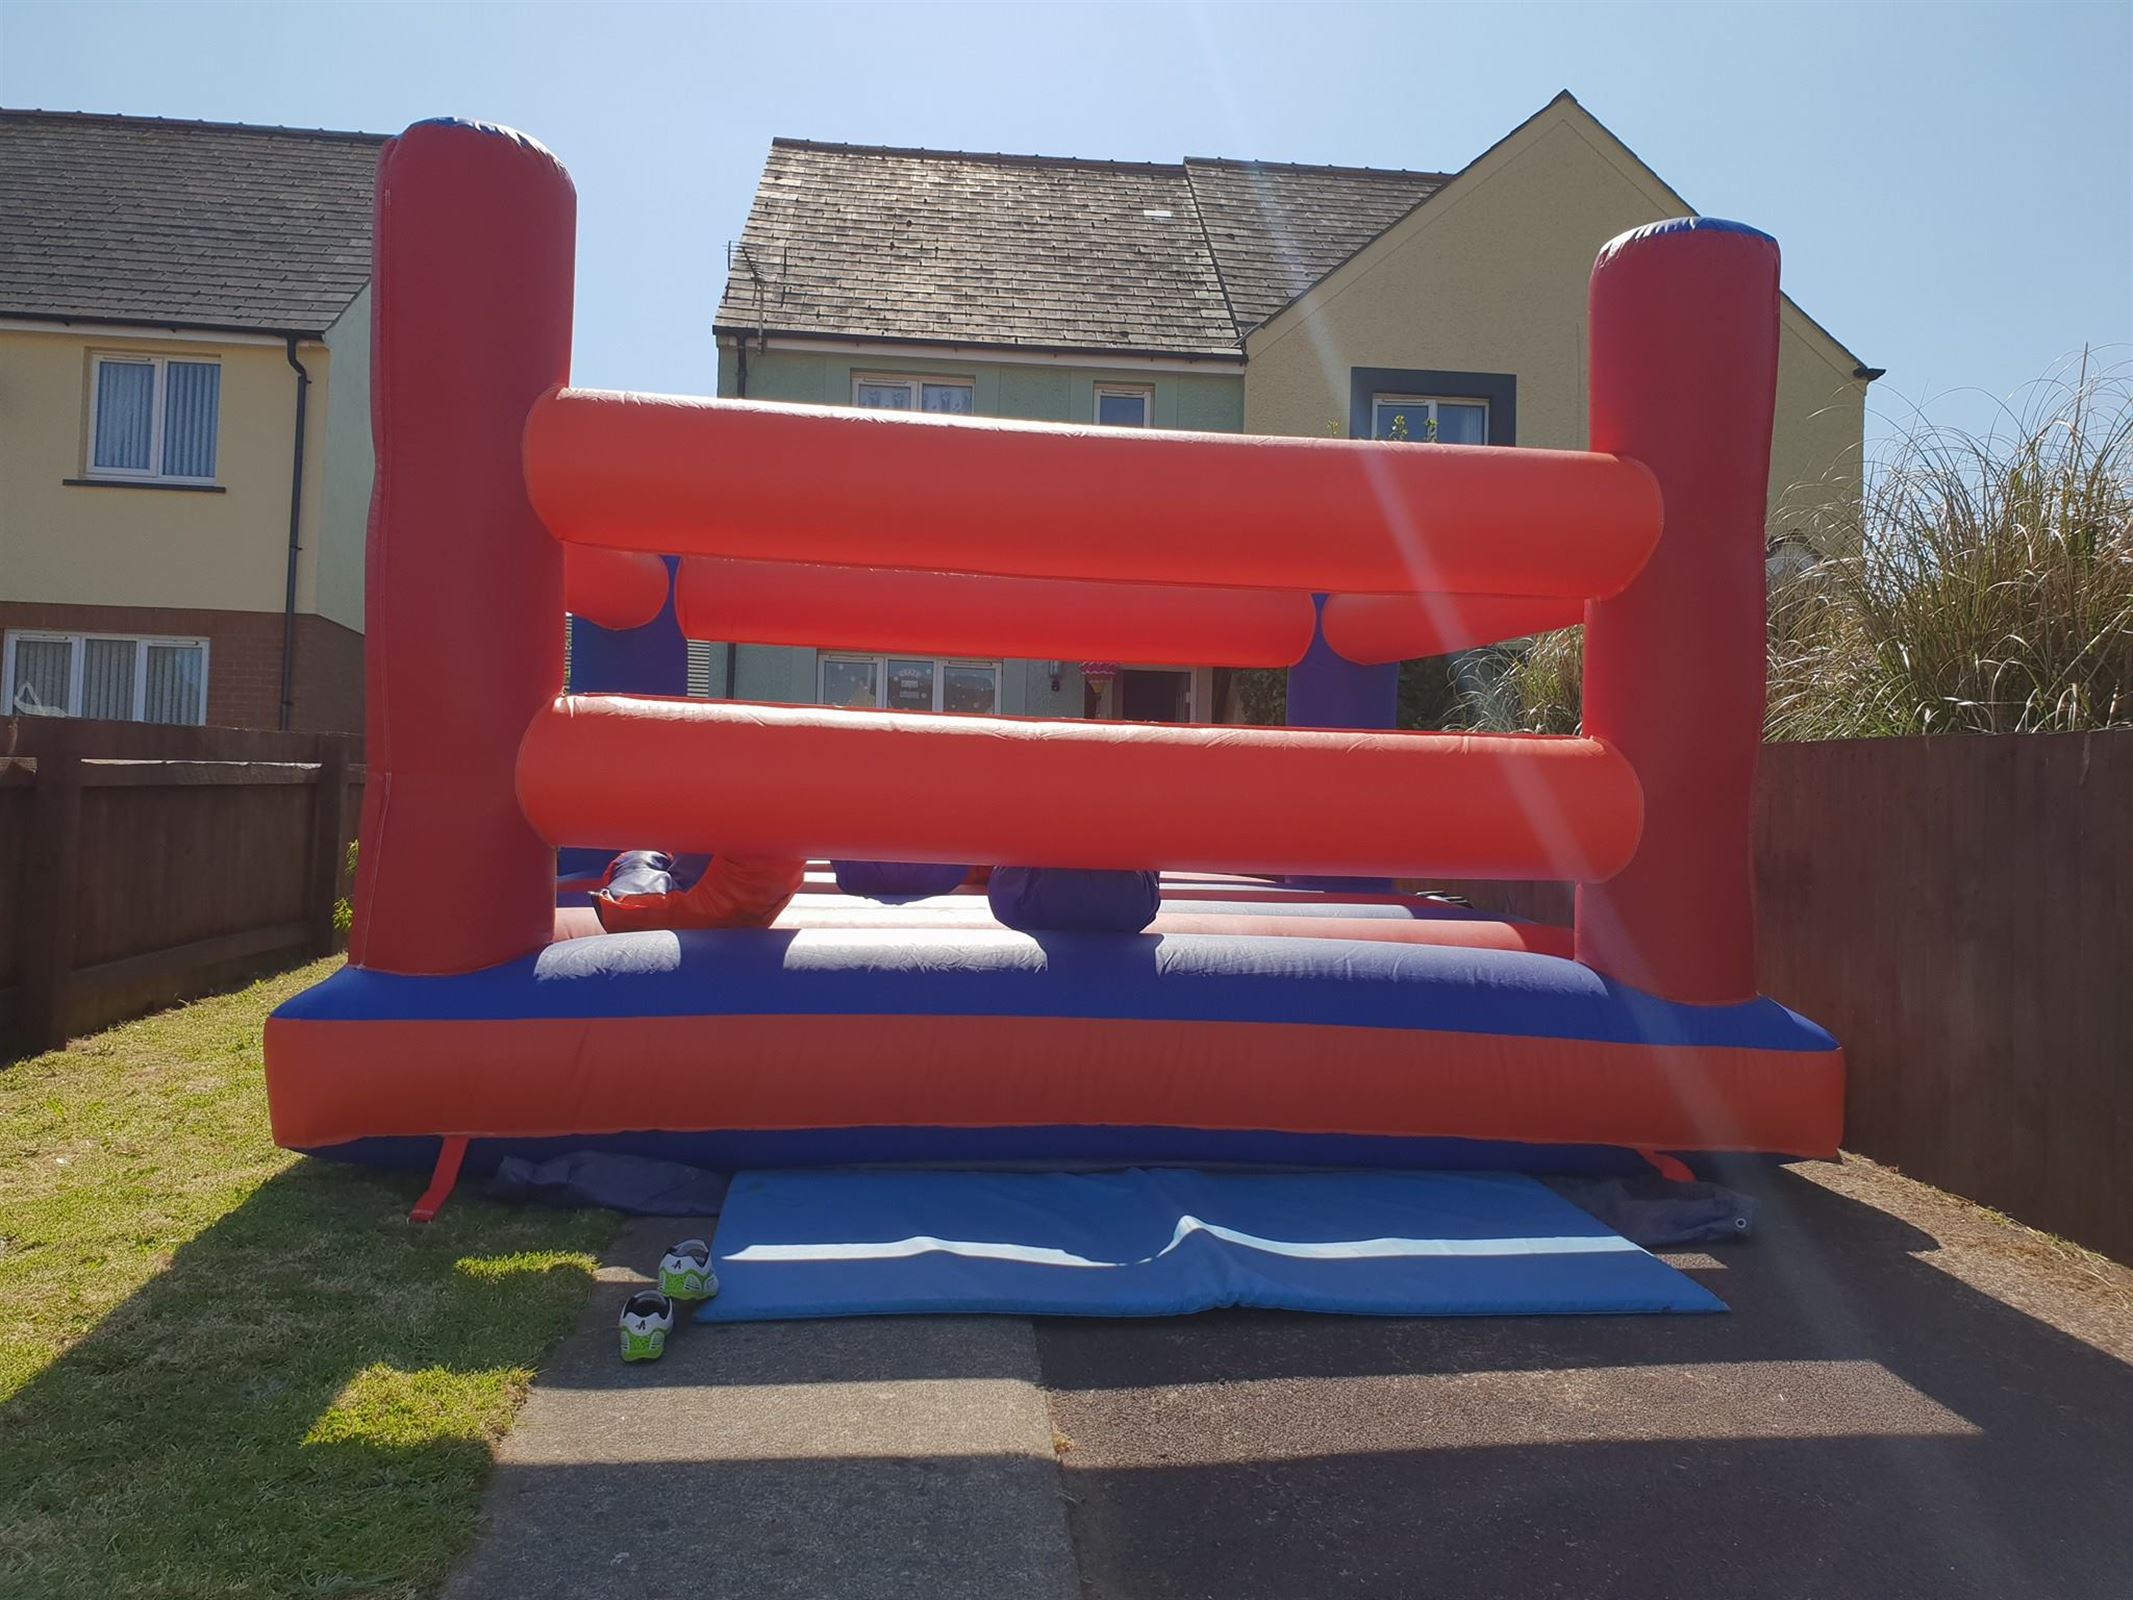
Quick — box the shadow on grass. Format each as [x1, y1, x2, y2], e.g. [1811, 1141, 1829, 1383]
[0, 1158, 614, 1600]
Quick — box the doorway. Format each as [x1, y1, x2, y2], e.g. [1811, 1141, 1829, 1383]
[1118, 668, 1191, 723]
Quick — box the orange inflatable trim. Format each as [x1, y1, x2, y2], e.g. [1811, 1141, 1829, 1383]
[265, 1012, 1842, 1159]
[565, 546, 669, 631]
[593, 853, 805, 932]
[678, 558, 1317, 668]
[524, 390, 1662, 599]
[517, 696, 1644, 882]
[1322, 592, 1587, 665]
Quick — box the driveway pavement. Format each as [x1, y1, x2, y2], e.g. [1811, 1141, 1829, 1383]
[1041, 1158, 2133, 1599]
[446, 1159, 2133, 1600]
[443, 1216, 1078, 1600]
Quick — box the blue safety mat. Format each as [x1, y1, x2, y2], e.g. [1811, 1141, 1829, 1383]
[697, 1168, 1725, 1321]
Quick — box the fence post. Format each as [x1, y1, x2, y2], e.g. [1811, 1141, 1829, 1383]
[19, 740, 84, 1052]
[307, 738, 352, 958]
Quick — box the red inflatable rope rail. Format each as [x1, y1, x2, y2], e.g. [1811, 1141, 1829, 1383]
[676, 558, 1317, 668]
[566, 546, 669, 631]
[524, 391, 1662, 599]
[516, 696, 1645, 883]
[1321, 592, 1587, 664]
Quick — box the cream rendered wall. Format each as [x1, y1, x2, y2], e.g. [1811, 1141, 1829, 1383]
[314, 284, 371, 631]
[1242, 104, 1867, 547]
[0, 324, 336, 614]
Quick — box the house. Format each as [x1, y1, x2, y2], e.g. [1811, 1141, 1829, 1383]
[709, 91, 1876, 722]
[0, 110, 381, 732]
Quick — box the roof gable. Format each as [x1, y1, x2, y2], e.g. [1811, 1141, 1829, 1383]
[1183, 159, 1447, 332]
[1244, 92, 1868, 377]
[0, 110, 385, 336]
[717, 100, 1866, 377]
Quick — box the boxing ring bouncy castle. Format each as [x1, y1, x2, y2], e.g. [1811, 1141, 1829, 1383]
[263, 118, 1843, 1191]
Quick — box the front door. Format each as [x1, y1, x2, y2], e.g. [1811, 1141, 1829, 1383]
[1118, 668, 1190, 723]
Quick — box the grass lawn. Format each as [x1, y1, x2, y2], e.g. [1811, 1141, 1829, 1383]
[0, 959, 619, 1600]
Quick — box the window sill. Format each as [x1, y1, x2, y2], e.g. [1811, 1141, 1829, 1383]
[63, 477, 226, 494]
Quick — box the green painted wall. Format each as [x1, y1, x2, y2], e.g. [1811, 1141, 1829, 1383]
[703, 342, 1243, 715]
[717, 344, 1244, 429]
[731, 643, 819, 705]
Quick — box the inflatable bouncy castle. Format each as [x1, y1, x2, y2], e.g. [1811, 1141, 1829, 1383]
[264, 119, 1842, 1205]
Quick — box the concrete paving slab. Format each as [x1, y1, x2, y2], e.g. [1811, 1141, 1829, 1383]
[445, 1216, 1079, 1600]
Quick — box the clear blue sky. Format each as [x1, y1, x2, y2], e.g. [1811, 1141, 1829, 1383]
[4, 0, 2127, 445]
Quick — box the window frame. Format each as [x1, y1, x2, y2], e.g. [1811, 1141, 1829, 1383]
[850, 373, 976, 414]
[1093, 383, 1153, 427]
[1369, 393, 1490, 445]
[1348, 366, 1516, 447]
[817, 652, 1001, 714]
[2, 628, 211, 723]
[85, 352, 222, 484]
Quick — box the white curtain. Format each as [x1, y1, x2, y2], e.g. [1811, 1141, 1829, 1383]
[80, 637, 137, 719]
[161, 361, 220, 478]
[921, 384, 973, 414]
[92, 360, 155, 471]
[9, 638, 72, 714]
[143, 643, 205, 724]
[1435, 403, 1488, 445]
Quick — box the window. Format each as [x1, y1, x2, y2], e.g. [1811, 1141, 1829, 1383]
[686, 639, 720, 698]
[853, 376, 975, 414]
[820, 654, 999, 714]
[3, 631, 209, 723]
[1095, 385, 1152, 427]
[88, 354, 221, 481]
[1371, 394, 1488, 445]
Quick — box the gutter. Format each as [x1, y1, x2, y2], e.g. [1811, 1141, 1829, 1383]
[712, 325, 1246, 366]
[0, 310, 327, 344]
[728, 341, 744, 700]
[279, 335, 311, 732]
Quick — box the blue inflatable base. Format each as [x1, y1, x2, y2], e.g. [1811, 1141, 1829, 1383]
[697, 1168, 1725, 1321]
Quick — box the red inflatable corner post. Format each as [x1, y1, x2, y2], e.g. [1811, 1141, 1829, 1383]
[1575, 218, 1781, 1005]
[348, 120, 576, 975]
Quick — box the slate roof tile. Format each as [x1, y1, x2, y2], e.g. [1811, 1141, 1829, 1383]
[715, 139, 1450, 356]
[0, 109, 385, 335]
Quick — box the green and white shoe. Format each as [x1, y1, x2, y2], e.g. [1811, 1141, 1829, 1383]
[619, 1290, 675, 1362]
[658, 1238, 718, 1302]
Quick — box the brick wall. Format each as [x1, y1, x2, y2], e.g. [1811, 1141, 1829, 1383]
[291, 613, 364, 733]
[0, 601, 362, 731]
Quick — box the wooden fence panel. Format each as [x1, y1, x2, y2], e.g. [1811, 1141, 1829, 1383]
[1756, 733, 2131, 1262]
[0, 716, 362, 1056]
[1419, 730, 2132, 1261]
[73, 777, 315, 968]
[0, 766, 31, 996]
